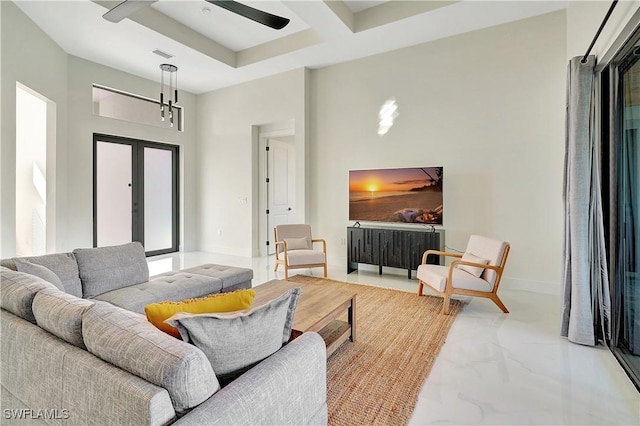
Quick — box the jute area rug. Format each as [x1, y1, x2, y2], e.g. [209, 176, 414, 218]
[287, 275, 462, 426]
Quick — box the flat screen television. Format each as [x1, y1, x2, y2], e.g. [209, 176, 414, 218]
[349, 166, 443, 224]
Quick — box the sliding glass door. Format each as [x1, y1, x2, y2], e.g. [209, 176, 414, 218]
[615, 46, 640, 382]
[94, 134, 179, 256]
[603, 28, 640, 390]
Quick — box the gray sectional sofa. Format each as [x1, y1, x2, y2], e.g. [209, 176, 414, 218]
[0, 242, 328, 425]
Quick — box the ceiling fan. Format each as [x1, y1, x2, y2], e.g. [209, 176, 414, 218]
[103, 0, 290, 30]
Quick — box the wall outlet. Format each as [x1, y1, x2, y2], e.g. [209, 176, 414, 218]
[217, 229, 223, 237]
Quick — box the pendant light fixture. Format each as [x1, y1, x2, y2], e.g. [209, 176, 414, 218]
[159, 64, 178, 127]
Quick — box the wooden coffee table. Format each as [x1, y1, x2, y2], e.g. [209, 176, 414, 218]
[253, 279, 356, 357]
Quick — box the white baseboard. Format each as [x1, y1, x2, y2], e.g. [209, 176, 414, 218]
[503, 276, 560, 295]
[199, 243, 249, 258]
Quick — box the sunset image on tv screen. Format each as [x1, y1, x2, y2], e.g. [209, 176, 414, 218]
[349, 167, 443, 224]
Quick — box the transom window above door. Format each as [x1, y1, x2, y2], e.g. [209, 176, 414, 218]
[92, 85, 183, 131]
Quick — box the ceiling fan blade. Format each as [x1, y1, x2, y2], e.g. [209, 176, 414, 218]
[103, 0, 158, 23]
[206, 0, 290, 30]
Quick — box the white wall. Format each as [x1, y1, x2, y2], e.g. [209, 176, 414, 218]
[1, 2, 199, 255]
[65, 56, 198, 252]
[196, 68, 309, 257]
[310, 11, 567, 292]
[567, 0, 640, 60]
[9, 0, 639, 294]
[1, 1, 67, 257]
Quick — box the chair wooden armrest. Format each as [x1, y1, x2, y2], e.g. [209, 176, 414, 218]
[274, 240, 287, 254]
[449, 260, 502, 272]
[447, 260, 502, 281]
[421, 250, 462, 264]
[445, 260, 504, 294]
[449, 259, 502, 272]
[311, 238, 327, 253]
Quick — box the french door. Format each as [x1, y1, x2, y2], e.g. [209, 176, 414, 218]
[93, 134, 179, 256]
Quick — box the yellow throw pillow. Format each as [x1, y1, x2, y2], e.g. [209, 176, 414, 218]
[145, 289, 256, 338]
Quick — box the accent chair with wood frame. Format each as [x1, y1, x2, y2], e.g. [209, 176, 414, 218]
[274, 224, 327, 280]
[417, 235, 510, 315]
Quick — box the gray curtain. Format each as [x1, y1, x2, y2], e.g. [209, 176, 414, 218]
[561, 55, 611, 346]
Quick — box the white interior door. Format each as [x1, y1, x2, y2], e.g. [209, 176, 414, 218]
[267, 137, 295, 255]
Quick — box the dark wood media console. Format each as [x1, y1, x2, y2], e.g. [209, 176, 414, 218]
[347, 226, 444, 279]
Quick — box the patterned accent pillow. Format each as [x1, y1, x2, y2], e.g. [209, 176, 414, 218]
[145, 289, 256, 338]
[166, 287, 300, 385]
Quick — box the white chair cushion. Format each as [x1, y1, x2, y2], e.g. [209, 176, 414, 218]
[465, 236, 508, 285]
[417, 264, 493, 293]
[457, 252, 490, 278]
[278, 250, 326, 266]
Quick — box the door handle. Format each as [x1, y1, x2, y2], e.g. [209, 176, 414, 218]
[288, 207, 292, 211]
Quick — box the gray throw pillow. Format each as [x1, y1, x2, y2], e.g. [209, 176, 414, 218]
[166, 287, 301, 385]
[0, 259, 16, 270]
[11, 253, 83, 297]
[13, 258, 65, 291]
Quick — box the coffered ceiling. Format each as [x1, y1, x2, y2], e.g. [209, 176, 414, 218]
[14, 1, 568, 94]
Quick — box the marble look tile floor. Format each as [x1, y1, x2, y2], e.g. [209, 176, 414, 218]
[149, 251, 640, 425]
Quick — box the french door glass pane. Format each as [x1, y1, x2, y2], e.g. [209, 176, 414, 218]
[617, 53, 640, 375]
[94, 135, 178, 255]
[144, 147, 173, 252]
[96, 142, 132, 247]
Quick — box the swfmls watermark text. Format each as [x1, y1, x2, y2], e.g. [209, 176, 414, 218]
[3, 409, 69, 420]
